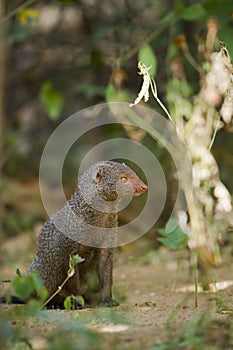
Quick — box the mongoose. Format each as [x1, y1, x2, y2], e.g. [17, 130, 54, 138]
[2, 161, 148, 308]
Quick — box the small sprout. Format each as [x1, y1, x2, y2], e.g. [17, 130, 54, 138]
[69, 254, 85, 269]
[12, 271, 48, 302]
[64, 295, 85, 311]
[158, 219, 188, 250]
[42, 254, 85, 309]
[16, 268, 22, 277]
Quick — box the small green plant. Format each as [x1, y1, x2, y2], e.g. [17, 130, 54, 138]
[211, 295, 223, 313]
[157, 219, 188, 290]
[40, 81, 64, 121]
[210, 279, 225, 313]
[150, 312, 228, 350]
[64, 295, 85, 311]
[157, 218, 188, 250]
[113, 283, 127, 303]
[42, 253, 85, 309]
[12, 269, 48, 304]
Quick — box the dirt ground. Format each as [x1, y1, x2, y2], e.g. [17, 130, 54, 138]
[1, 233, 233, 350]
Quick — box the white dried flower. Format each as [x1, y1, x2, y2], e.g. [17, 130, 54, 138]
[129, 62, 153, 107]
[214, 182, 232, 213]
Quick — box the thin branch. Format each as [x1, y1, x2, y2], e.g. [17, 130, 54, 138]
[150, 77, 174, 125]
[123, 15, 179, 63]
[42, 274, 70, 309]
[182, 49, 203, 77]
[1, 0, 37, 23]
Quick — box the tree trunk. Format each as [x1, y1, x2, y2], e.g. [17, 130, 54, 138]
[0, 0, 6, 240]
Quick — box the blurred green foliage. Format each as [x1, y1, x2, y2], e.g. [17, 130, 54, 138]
[12, 270, 48, 302]
[150, 312, 233, 350]
[40, 81, 64, 120]
[158, 219, 188, 250]
[2, 0, 233, 237]
[138, 45, 157, 76]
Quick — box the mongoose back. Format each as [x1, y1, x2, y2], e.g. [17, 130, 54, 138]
[3, 161, 148, 308]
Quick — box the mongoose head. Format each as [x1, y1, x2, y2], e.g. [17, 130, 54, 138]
[91, 161, 148, 202]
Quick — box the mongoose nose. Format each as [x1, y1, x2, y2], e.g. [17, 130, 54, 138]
[140, 184, 148, 192]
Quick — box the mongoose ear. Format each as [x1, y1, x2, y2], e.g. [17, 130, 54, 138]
[93, 168, 100, 183]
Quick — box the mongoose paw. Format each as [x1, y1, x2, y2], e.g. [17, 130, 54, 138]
[100, 298, 119, 307]
[45, 301, 89, 310]
[45, 302, 65, 310]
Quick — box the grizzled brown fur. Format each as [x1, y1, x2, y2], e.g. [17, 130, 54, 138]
[15, 161, 148, 308]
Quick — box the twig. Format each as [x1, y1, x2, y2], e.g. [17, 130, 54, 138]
[42, 274, 71, 309]
[42, 254, 84, 309]
[182, 49, 203, 77]
[208, 116, 221, 151]
[123, 15, 178, 63]
[1, 0, 37, 23]
[194, 260, 198, 308]
[150, 76, 174, 125]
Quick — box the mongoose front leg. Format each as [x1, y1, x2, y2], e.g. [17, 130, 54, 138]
[98, 248, 119, 307]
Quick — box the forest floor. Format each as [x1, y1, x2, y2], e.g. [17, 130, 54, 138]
[1, 231, 233, 350]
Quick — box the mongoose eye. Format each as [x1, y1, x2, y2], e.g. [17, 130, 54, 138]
[121, 177, 128, 183]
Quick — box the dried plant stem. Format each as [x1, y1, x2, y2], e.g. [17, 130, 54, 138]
[208, 116, 221, 151]
[194, 261, 198, 308]
[42, 254, 83, 309]
[42, 275, 70, 309]
[150, 77, 174, 126]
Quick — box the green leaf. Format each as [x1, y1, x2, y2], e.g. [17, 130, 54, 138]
[64, 296, 72, 311]
[69, 254, 85, 268]
[138, 45, 157, 76]
[161, 10, 176, 24]
[74, 83, 106, 99]
[73, 295, 85, 307]
[40, 81, 64, 120]
[30, 272, 48, 301]
[106, 84, 116, 102]
[158, 219, 188, 250]
[203, 0, 219, 11]
[12, 272, 48, 302]
[105, 84, 130, 103]
[182, 3, 206, 21]
[16, 268, 22, 277]
[12, 275, 34, 300]
[64, 295, 85, 310]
